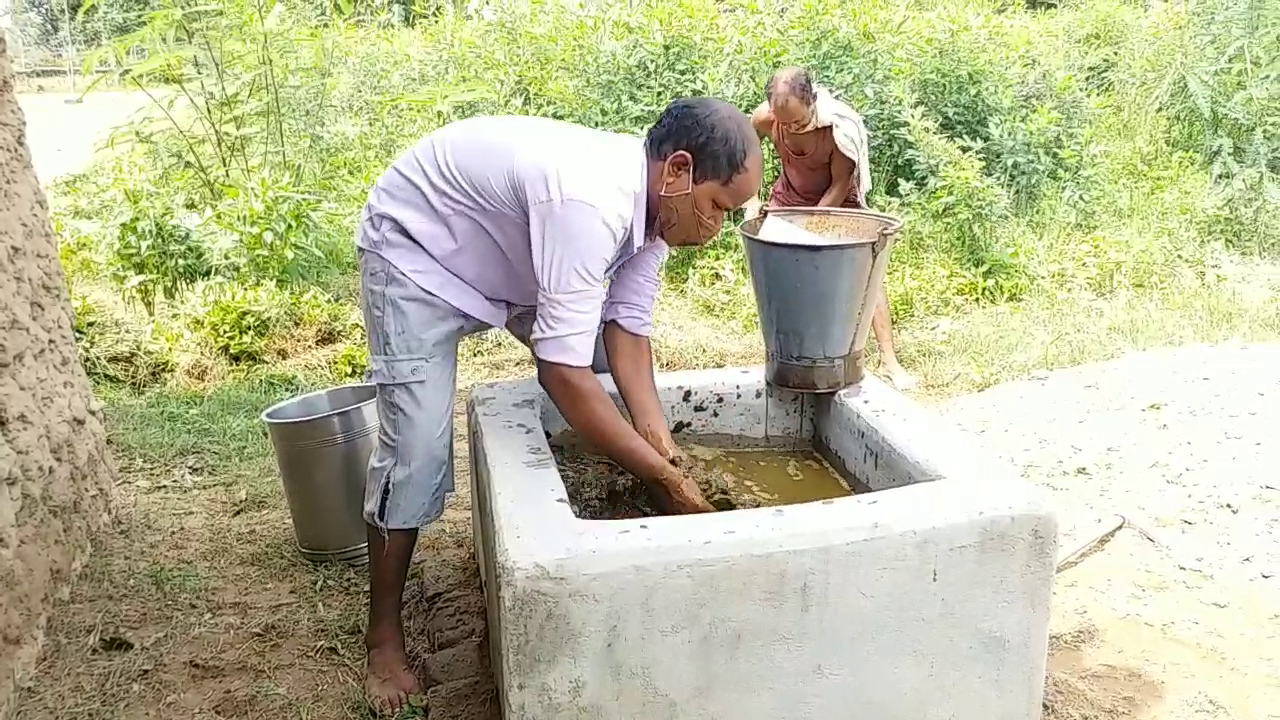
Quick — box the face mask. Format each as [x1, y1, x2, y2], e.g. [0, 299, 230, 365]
[658, 173, 721, 247]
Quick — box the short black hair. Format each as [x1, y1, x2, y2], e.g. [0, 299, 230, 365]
[644, 97, 757, 185]
[766, 67, 817, 107]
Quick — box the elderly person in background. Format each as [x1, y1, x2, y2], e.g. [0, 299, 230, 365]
[746, 67, 917, 390]
[355, 97, 762, 715]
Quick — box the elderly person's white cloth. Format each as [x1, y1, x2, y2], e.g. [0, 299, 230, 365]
[809, 86, 872, 206]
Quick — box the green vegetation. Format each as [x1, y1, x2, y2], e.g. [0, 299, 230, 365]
[52, 0, 1280, 400]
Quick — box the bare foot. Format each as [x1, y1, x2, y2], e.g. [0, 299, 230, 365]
[365, 640, 422, 717]
[884, 363, 918, 391]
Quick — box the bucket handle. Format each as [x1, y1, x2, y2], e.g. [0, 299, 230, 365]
[873, 224, 897, 257]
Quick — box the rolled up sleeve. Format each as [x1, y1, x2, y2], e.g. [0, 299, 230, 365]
[528, 200, 620, 367]
[603, 240, 668, 337]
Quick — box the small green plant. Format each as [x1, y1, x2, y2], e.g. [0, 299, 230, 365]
[330, 342, 370, 382]
[109, 191, 211, 316]
[212, 171, 331, 285]
[194, 284, 287, 365]
[289, 289, 360, 346]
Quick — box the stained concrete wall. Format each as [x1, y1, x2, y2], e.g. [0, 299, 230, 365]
[471, 369, 1057, 720]
[0, 36, 116, 716]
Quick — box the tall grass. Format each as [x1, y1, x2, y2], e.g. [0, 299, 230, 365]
[52, 0, 1280, 394]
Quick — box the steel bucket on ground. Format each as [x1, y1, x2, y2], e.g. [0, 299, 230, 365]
[261, 384, 378, 567]
[739, 207, 903, 393]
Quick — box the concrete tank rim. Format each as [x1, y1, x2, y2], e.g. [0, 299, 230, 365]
[260, 382, 378, 426]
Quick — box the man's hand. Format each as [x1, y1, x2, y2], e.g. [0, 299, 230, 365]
[656, 466, 714, 514]
[603, 323, 691, 468]
[538, 360, 713, 514]
[819, 148, 856, 207]
[743, 196, 765, 220]
[638, 421, 687, 467]
[638, 421, 708, 514]
[598, 322, 712, 512]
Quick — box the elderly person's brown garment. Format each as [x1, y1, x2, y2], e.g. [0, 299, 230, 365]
[768, 118, 863, 208]
[748, 67, 917, 391]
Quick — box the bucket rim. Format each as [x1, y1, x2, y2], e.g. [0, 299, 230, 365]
[260, 382, 378, 426]
[738, 206, 904, 248]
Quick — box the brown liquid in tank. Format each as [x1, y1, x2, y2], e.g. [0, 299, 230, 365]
[550, 432, 854, 520]
[683, 443, 851, 506]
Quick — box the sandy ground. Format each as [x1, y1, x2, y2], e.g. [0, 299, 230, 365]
[941, 343, 1280, 720]
[16, 91, 151, 185]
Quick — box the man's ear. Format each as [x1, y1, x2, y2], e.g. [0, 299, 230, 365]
[662, 151, 694, 183]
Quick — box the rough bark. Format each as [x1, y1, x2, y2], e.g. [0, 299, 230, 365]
[0, 36, 117, 716]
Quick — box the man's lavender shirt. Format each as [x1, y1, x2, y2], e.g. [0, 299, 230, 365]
[357, 115, 668, 368]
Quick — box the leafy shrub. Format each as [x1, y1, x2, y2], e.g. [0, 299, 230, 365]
[190, 282, 360, 366]
[193, 284, 287, 365]
[210, 171, 331, 284]
[51, 0, 1280, 379]
[893, 108, 1030, 305]
[109, 191, 212, 315]
[288, 289, 361, 347]
[330, 342, 370, 382]
[1123, 0, 1280, 253]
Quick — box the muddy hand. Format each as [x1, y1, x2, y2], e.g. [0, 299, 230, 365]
[657, 435, 689, 468]
[640, 423, 686, 467]
[658, 468, 715, 514]
[667, 444, 690, 467]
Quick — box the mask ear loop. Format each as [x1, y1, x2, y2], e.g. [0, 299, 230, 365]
[660, 155, 696, 197]
[660, 176, 689, 197]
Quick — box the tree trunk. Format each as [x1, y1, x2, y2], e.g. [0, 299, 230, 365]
[0, 33, 116, 717]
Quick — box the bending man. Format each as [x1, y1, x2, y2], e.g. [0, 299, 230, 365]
[748, 67, 917, 390]
[355, 98, 763, 714]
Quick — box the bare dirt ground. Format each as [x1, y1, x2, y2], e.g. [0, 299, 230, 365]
[943, 343, 1280, 720]
[16, 346, 1278, 720]
[13, 96, 1279, 719]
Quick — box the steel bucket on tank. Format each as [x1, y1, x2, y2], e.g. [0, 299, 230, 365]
[738, 207, 903, 393]
[261, 384, 379, 567]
